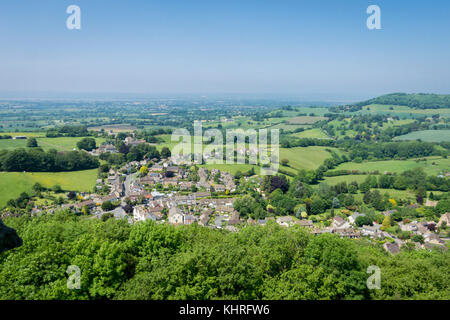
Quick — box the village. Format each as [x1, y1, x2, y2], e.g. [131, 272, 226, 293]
[18, 134, 445, 256]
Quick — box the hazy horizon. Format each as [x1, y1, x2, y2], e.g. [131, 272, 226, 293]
[1, 0, 450, 96]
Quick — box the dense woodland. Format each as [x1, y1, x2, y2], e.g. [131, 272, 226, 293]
[0, 212, 448, 300]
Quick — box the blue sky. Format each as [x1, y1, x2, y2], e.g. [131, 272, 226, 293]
[0, 0, 449, 100]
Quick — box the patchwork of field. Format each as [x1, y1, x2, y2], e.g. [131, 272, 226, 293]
[0, 170, 97, 207]
[393, 130, 450, 143]
[332, 157, 449, 176]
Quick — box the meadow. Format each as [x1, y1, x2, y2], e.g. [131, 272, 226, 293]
[287, 116, 327, 124]
[0, 170, 98, 207]
[393, 130, 450, 143]
[0, 136, 106, 151]
[333, 157, 449, 176]
[279, 146, 339, 171]
[291, 128, 331, 139]
[355, 104, 450, 118]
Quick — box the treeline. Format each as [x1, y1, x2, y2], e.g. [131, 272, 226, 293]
[280, 137, 335, 148]
[46, 125, 90, 137]
[0, 148, 99, 172]
[339, 141, 438, 161]
[352, 93, 450, 109]
[0, 212, 448, 300]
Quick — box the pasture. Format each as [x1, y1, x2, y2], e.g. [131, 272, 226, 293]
[0, 170, 98, 207]
[393, 130, 450, 143]
[286, 116, 327, 125]
[279, 146, 338, 171]
[0, 136, 106, 151]
[333, 157, 449, 176]
[356, 104, 450, 118]
[291, 128, 330, 139]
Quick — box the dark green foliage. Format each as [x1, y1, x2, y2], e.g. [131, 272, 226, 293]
[0, 214, 448, 300]
[26, 138, 38, 148]
[77, 138, 97, 151]
[262, 175, 289, 194]
[0, 148, 99, 172]
[353, 93, 450, 109]
[161, 147, 171, 159]
[0, 218, 22, 253]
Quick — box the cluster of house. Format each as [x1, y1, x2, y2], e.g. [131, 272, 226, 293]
[89, 135, 148, 155]
[267, 211, 449, 254]
[197, 168, 236, 193]
[132, 194, 240, 229]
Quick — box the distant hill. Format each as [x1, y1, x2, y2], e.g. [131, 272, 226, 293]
[353, 93, 450, 109]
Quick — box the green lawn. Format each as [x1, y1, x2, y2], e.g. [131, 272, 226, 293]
[393, 130, 450, 143]
[0, 170, 97, 207]
[333, 157, 449, 176]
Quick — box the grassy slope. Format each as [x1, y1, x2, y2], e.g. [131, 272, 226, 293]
[279, 146, 338, 171]
[0, 170, 97, 207]
[333, 157, 449, 176]
[0, 136, 106, 151]
[393, 130, 450, 143]
[292, 128, 330, 139]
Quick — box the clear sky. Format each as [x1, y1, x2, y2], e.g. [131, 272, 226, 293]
[0, 0, 449, 100]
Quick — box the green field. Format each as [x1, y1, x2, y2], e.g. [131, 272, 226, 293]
[279, 146, 339, 171]
[394, 130, 450, 143]
[355, 104, 450, 118]
[292, 128, 331, 139]
[323, 175, 369, 185]
[286, 116, 327, 124]
[0, 136, 106, 151]
[333, 157, 449, 176]
[0, 170, 97, 207]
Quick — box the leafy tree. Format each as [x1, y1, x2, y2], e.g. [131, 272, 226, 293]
[161, 147, 171, 159]
[411, 234, 424, 244]
[101, 201, 115, 212]
[139, 166, 149, 176]
[77, 138, 97, 151]
[26, 137, 38, 148]
[381, 215, 391, 230]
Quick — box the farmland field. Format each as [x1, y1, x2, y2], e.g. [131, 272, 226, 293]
[279, 146, 339, 171]
[0, 136, 106, 151]
[0, 170, 98, 207]
[333, 157, 449, 176]
[292, 128, 331, 139]
[355, 104, 450, 118]
[286, 116, 327, 124]
[323, 175, 369, 185]
[393, 130, 450, 142]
